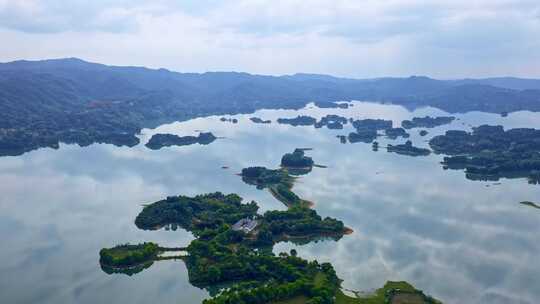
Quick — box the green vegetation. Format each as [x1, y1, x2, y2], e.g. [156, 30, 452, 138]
[430, 125, 540, 182]
[384, 128, 410, 139]
[98, 148, 441, 304]
[387, 141, 431, 156]
[335, 281, 442, 304]
[99, 242, 159, 268]
[278, 116, 317, 126]
[401, 116, 455, 129]
[146, 132, 217, 150]
[281, 149, 315, 168]
[134, 192, 258, 236]
[315, 101, 349, 109]
[315, 115, 348, 130]
[346, 119, 393, 144]
[250, 117, 271, 124]
[348, 129, 378, 144]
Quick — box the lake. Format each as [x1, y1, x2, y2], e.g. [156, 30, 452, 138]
[1, 101, 540, 304]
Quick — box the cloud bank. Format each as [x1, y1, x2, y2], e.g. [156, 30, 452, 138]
[0, 0, 539, 78]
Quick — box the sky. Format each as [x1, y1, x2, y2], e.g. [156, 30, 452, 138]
[0, 0, 539, 78]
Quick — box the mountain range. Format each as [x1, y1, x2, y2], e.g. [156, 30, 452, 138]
[1, 57, 540, 156]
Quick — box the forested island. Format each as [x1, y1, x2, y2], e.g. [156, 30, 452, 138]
[387, 140, 431, 156]
[240, 166, 310, 208]
[220, 117, 238, 123]
[281, 149, 315, 168]
[430, 125, 540, 182]
[384, 127, 410, 139]
[314, 115, 348, 130]
[250, 117, 271, 124]
[103, 188, 440, 303]
[345, 119, 393, 144]
[401, 116, 455, 129]
[100, 144, 442, 304]
[277, 116, 317, 126]
[145, 132, 217, 150]
[314, 101, 349, 109]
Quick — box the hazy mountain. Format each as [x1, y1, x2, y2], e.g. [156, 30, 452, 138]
[1, 57, 540, 156]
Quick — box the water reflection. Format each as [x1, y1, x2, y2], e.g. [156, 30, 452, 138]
[1, 102, 540, 304]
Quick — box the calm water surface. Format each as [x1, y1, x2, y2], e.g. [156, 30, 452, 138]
[1, 102, 540, 304]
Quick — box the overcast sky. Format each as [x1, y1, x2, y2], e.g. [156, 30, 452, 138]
[0, 0, 539, 78]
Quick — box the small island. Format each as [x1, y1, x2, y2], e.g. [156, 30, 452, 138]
[314, 101, 349, 109]
[387, 140, 431, 156]
[249, 117, 271, 124]
[281, 148, 315, 168]
[385, 127, 410, 139]
[99, 242, 159, 273]
[419, 130, 429, 136]
[145, 132, 217, 150]
[348, 129, 377, 143]
[352, 118, 393, 131]
[345, 119, 393, 144]
[401, 116, 455, 129]
[314, 114, 348, 130]
[220, 117, 238, 123]
[277, 115, 317, 126]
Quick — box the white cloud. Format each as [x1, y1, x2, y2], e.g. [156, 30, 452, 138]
[0, 0, 539, 78]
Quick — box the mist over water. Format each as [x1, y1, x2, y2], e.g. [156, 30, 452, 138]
[1, 101, 540, 304]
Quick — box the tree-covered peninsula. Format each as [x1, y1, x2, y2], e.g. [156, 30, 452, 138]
[145, 132, 217, 150]
[102, 188, 439, 304]
[99, 147, 441, 304]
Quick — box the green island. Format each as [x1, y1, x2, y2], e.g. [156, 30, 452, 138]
[314, 101, 349, 109]
[278, 116, 318, 126]
[240, 166, 311, 208]
[429, 125, 540, 182]
[99, 150, 441, 304]
[315, 115, 348, 130]
[220, 117, 239, 124]
[251, 117, 272, 124]
[146, 132, 217, 150]
[281, 149, 315, 169]
[387, 141, 431, 157]
[346, 119, 393, 144]
[401, 116, 455, 129]
[384, 128, 410, 139]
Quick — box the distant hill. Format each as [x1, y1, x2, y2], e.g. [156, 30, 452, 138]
[1, 57, 540, 156]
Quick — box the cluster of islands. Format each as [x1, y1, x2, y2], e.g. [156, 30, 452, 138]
[99, 149, 442, 304]
[77, 111, 540, 186]
[429, 125, 540, 183]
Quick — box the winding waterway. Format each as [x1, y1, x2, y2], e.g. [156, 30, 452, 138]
[1, 101, 540, 304]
